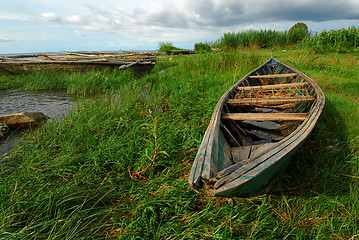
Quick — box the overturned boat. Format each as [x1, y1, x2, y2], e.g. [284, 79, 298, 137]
[188, 57, 325, 197]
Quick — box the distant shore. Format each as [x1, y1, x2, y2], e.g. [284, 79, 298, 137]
[0, 50, 159, 57]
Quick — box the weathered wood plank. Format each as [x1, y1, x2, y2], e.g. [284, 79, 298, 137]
[0, 60, 156, 75]
[221, 113, 308, 121]
[249, 73, 298, 79]
[227, 96, 315, 105]
[237, 82, 309, 91]
[213, 105, 324, 195]
[221, 125, 241, 147]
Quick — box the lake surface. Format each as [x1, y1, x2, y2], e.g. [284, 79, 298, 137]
[0, 90, 75, 157]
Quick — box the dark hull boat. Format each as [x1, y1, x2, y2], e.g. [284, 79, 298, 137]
[188, 57, 325, 197]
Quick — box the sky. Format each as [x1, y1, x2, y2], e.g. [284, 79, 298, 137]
[1, 0, 359, 54]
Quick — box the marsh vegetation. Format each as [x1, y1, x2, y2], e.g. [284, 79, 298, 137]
[0, 33, 359, 239]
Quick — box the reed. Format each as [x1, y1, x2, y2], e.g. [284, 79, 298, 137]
[0, 50, 358, 239]
[303, 26, 359, 52]
[215, 26, 359, 53]
[215, 28, 308, 50]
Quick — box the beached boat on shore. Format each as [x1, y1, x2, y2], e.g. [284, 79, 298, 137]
[0, 112, 48, 130]
[0, 59, 156, 75]
[0, 52, 157, 75]
[188, 57, 325, 197]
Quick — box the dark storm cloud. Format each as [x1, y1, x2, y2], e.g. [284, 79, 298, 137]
[255, 1, 359, 22]
[35, 0, 359, 37]
[139, 0, 359, 28]
[141, 0, 247, 28]
[188, 0, 246, 26]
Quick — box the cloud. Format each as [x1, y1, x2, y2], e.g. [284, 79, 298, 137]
[123, 0, 359, 28]
[251, 0, 359, 22]
[39, 12, 62, 22]
[0, 39, 16, 43]
[65, 15, 87, 25]
[189, 0, 359, 26]
[34, 0, 359, 43]
[0, 37, 21, 43]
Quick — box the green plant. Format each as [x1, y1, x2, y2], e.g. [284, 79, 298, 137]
[1, 50, 359, 239]
[158, 41, 181, 52]
[217, 28, 298, 50]
[194, 42, 212, 53]
[304, 26, 359, 52]
[288, 22, 309, 43]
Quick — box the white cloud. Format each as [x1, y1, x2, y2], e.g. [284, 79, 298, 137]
[40, 12, 61, 22]
[65, 15, 85, 24]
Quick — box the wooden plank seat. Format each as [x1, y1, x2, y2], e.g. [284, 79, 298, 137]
[249, 73, 298, 79]
[227, 96, 315, 105]
[237, 82, 309, 91]
[221, 112, 308, 121]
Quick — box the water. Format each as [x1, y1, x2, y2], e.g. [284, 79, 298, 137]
[0, 90, 75, 157]
[0, 90, 74, 119]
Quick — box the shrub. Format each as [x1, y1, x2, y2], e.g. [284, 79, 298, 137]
[194, 42, 212, 53]
[288, 22, 309, 43]
[158, 41, 181, 52]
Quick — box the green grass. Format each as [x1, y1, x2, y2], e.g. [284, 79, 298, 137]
[0, 68, 138, 97]
[0, 50, 358, 239]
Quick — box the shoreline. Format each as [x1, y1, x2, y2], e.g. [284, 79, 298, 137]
[0, 50, 159, 58]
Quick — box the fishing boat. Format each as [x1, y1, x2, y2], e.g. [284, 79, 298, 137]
[0, 112, 48, 130]
[0, 53, 156, 75]
[188, 57, 325, 197]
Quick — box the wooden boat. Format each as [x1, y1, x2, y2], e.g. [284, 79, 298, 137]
[188, 57, 325, 197]
[0, 123, 9, 137]
[0, 112, 48, 130]
[0, 55, 156, 75]
[165, 50, 198, 55]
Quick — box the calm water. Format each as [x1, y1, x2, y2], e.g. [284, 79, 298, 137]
[0, 90, 75, 157]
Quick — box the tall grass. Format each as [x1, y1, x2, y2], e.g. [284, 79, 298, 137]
[0, 68, 138, 97]
[0, 50, 358, 239]
[215, 28, 308, 49]
[303, 26, 359, 52]
[214, 26, 359, 53]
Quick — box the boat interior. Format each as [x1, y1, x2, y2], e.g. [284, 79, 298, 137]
[219, 61, 317, 166]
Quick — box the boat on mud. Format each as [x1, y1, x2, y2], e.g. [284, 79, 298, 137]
[188, 57, 325, 197]
[0, 52, 156, 75]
